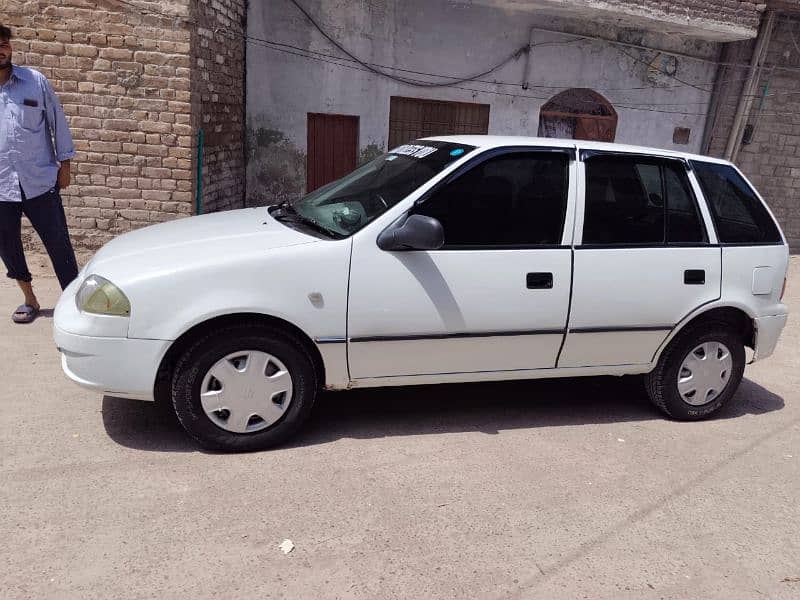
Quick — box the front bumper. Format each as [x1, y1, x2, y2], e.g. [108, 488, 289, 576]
[54, 325, 170, 401]
[752, 313, 788, 362]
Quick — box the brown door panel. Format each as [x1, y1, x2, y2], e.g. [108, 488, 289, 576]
[307, 113, 359, 193]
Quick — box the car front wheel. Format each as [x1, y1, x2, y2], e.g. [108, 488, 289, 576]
[645, 323, 745, 420]
[171, 324, 317, 451]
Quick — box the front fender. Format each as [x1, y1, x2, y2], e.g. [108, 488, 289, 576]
[121, 240, 352, 342]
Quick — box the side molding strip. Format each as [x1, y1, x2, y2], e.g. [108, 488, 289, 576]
[350, 329, 565, 343]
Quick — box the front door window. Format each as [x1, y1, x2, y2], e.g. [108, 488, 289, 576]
[416, 151, 570, 247]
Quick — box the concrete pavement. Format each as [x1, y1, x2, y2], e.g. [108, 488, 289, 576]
[1, 257, 799, 599]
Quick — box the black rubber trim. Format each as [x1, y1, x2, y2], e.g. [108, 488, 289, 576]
[575, 242, 784, 249]
[580, 149, 690, 165]
[350, 329, 565, 343]
[576, 243, 716, 249]
[554, 247, 576, 368]
[569, 325, 673, 334]
[438, 244, 569, 251]
[715, 241, 786, 247]
[351, 362, 650, 380]
[315, 337, 346, 344]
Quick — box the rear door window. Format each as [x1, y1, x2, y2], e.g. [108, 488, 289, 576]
[582, 155, 706, 245]
[690, 161, 782, 244]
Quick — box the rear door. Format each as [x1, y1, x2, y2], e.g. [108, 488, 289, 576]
[559, 151, 721, 367]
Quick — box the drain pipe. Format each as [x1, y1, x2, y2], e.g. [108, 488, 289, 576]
[700, 44, 727, 155]
[195, 128, 204, 215]
[725, 10, 776, 162]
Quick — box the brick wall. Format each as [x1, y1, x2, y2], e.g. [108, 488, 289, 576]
[3, 0, 245, 254]
[546, 0, 764, 39]
[191, 0, 246, 214]
[707, 15, 800, 250]
[605, 0, 763, 30]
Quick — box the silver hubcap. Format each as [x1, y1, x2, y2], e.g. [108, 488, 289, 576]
[200, 351, 293, 433]
[677, 342, 733, 406]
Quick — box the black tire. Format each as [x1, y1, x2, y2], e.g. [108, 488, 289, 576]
[645, 322, 745, 420]
[171, 324, 317, 451]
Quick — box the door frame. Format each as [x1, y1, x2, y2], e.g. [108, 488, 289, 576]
[572, 148, 720, 247]
[406, 145, 579, 247]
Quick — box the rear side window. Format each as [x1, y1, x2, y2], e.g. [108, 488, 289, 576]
[691, 161, 782, 244]
[582, 156, 706, 245]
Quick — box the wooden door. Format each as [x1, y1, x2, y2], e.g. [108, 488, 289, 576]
[307, 113, 359, 193]
[574, 116, 617, 142]
[388, 97, 490, 149]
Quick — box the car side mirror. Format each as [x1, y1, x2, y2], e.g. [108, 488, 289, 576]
[377, 214, 444, 251]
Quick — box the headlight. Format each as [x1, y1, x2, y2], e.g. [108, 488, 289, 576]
[75, 275, 131, 316]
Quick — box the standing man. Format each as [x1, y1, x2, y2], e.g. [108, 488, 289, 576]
[0, 23, 79, 323]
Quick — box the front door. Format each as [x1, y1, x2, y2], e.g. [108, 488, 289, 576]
[559, 152, 721, 367]
[307, 113, 359, 193]
[347, 149, 576, 379]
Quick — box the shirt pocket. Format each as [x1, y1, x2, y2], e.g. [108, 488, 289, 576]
[17, 104, 44, 132]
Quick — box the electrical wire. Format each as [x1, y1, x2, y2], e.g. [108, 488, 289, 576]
[107, 0, 744, 95]
[252, 39, 800, 118]
[246, 33, 800, 102]
[789, 21, 800, 56]
[244, 37, 771, 110]
[109, 0, 741, 93]
[612, 46, 714, 94]
[285, 0, 532, 88]
[240, 32, 781, 99]
[108, 0, 800, 113]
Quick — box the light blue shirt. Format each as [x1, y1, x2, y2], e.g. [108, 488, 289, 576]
[0, 65, 75, 202]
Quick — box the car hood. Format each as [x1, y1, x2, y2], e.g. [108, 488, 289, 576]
[85, 207, 318, 272]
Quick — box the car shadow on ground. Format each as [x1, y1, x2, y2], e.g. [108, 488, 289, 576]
[102, 375, 784, 453]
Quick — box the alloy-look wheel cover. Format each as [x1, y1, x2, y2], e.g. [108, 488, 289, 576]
[677, 341, 733, 406]
[200, 350, 293, 433]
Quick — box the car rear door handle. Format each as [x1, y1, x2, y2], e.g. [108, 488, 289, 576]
[684, 269, 705, 285]
[527, 272, 553, 289]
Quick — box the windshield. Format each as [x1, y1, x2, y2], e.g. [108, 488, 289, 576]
[281, 141, 476, 237]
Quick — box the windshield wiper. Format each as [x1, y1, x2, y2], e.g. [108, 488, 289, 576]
[271, 202, 342, 239]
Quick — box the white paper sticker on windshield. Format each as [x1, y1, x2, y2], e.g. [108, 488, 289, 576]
[390, 144, 438, 159]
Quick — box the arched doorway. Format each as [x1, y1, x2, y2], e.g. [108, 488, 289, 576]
[538, 88, 618, 142]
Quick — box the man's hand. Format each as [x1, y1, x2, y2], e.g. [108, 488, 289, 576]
[57, 160, 71, 189]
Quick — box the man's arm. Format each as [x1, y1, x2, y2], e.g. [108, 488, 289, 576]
[57, 159, 71, 189]
[41, 75, 75, 189]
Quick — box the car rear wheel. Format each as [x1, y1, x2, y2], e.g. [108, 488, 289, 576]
[645, 323, 745, 420]
[171, 324, 317, 451]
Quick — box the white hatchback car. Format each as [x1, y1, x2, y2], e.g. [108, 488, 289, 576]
[54, 136, 789, 451]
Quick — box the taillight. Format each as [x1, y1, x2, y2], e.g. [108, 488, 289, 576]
[781, 277, 787, 300]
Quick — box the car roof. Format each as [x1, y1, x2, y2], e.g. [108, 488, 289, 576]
[419, 135, 731, 165]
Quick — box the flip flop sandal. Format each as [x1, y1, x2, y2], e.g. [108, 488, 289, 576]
[12, 304, 39, 324]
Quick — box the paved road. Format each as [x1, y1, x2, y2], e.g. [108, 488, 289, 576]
[1, 258, 799, 599]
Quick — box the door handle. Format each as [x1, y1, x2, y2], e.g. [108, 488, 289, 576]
[684, 269, 705, 285]
[527, 272, 553, 289]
